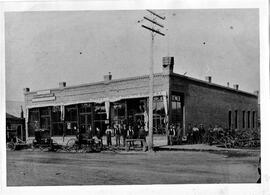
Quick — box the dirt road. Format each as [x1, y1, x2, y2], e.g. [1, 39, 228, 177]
[6, 150, 260, 186]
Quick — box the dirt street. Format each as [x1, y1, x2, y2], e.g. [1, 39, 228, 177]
[6, 150, 260, 186]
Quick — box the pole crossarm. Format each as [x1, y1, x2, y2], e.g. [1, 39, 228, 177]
[141, 25, 165, 36]
[143, 16, 164, 28]
[146, 9, 166, 20]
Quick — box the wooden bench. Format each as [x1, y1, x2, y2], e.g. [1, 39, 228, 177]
[125, 139, 147, 152]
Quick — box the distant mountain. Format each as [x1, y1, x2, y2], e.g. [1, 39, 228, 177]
[6, 100, 25, 118]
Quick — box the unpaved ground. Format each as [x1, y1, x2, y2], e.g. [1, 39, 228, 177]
[6, 150, 260, 186]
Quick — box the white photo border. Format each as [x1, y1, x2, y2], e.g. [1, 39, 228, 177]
[0, 0, 269, 195]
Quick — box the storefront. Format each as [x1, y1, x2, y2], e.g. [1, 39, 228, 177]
[27, 95, 170, 141]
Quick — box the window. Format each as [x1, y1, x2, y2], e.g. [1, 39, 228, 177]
[29, 108, 39, 122]
[79, 103, 92, 134]
[40, 107, 51, 131]
[153, 96, 166, 134]
[252, 111, 256, 128]
[51, 106, 63, 136]
[126, 98, 147, 126]
[247, 111, 250, 128]
[228, 111, 232, 129]
[79, 103, 92, 113]
[171, 94, 183, 127]
[66, 105, 78, 122]
[28, 108, 40, 137]
[65, 105, 78, 135]
[242, 111, 245, 128]
[94, 103, 106, 121]
[234, 110, 238, 129]
[94, 103, 107, 135]
[111, 101, 126, 126]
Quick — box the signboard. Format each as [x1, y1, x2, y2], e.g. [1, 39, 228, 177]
[37, 90, 51, 95]
[32, 96, 56, 102]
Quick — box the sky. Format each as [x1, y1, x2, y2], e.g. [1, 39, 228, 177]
[5, 9, 259, 101]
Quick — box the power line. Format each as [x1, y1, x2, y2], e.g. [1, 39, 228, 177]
[140, 10, 166, 152]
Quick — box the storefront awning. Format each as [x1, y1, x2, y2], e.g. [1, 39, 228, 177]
[25, 91, 167, 109]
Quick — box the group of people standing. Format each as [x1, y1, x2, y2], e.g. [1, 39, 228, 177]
[186, 124, 206, 144]
[167, 123, 208, 145]
[77, 121, 227, 147]
[105, 123, 147, 147]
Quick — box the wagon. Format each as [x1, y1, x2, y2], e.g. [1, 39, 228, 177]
[31, 129, 62, 151]
[65, 136, 103, 153]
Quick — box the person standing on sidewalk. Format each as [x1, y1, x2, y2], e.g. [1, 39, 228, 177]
[127, 125, 135, 147]
[207, 125, 214, 145]
[105, 126, 112, 147]
[168, 125, 176, 145]
[115, 124, 121, 147]
[121, 123, 127, 147]
[187, 123, 193, 144]
[192, 124, 199, 144]
[199, 124, 205, 143]
[96, 127, 103, 145]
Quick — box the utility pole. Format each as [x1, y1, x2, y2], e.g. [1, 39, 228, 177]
[140, 10, 165, 151]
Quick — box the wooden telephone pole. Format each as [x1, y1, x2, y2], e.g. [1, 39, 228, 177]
[141, 10, 165, 151]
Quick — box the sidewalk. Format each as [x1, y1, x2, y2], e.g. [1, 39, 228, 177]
[156, 144, 260, 153]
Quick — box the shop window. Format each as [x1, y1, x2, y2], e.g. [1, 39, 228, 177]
[153, 96, 166, 134]
[40, 107, 51, 131]
[40, 108, 50, 116]
[51, 106, 63, 136]
[94, 103, 106, 121]
[51, 106, 61, 122]
[79, 103, 92, 113]
[111, 101, 126, 124]
[28, 108, 40, 137]
[40, 115, 50, 130]
[94, 103, 107, 134]
[126, 98, 146, 126]
[29, 108, 39, 122]
[79, 103, 92, 134]
[65, 106, 78, 122]
[52, 123, 63, 136]
[65, 105, 78, 135]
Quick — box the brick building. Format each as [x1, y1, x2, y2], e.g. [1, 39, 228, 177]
[23, 57, 259, 145]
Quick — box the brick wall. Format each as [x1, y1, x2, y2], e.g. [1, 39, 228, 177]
[171, 74, 258, 131]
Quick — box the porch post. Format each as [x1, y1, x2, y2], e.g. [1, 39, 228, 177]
[25, 108, 29, 140]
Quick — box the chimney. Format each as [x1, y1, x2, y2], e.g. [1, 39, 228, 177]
[254, 90, 259, 96]
[20, 105, 24, 119]
[205, 76, 212, 83]
[59, 82, 66, 88]
[233, 84, 239, 90]
[162, 57, 174, 74]
[23, 88, 30, 93]
[104, 72, 112, 82]
[227, 82, 230, 87]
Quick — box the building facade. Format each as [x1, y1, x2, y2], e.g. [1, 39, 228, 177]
[6, 113, 25, 142]
[24, 57, 259, 145]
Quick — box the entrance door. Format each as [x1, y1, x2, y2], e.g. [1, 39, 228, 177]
[40, 116, 51, 130]
[16, 125, 23, 140]
[80, 113, 92, 134]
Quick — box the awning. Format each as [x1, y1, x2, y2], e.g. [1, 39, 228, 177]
[26, 91, 167, 109]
